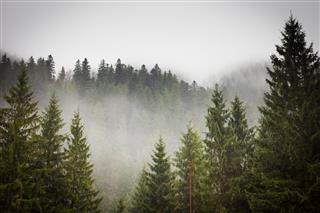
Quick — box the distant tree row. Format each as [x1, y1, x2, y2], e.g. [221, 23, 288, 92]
[0, 69, 101, 212]
[0, 54, 210, 113]
[125, 15, 320, 213]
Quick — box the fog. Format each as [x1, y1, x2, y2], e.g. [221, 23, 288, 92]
[1, 1, 319, 84]
[31, 61, 265, 211]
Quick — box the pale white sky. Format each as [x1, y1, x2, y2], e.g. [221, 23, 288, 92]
[1, 1, 319, 84]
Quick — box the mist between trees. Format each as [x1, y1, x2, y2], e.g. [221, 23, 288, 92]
[0, 15, 319, 212]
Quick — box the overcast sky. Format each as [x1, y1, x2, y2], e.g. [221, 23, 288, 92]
[1, 0, 319, 84]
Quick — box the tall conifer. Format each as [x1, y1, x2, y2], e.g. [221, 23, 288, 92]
[0, 68, 41, 212]
[147, 138, 175, 213]
[39, 93, 69, 212]
[175, 124, 207, 213]
[65, 111, 101, 212]
[248, 15, 320, 212]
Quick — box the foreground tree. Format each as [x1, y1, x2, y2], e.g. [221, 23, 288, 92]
[247, 15, 320, 212]
[0, 68, 41, 212]
[203, 84, 230, 211]
[65, 111, 101, 212]
[175, 124, 207, 213]
[129, 168, 150, 213]
[147, 138, 175, 213]
[225, 96, 253, 212]
[39, 93, 69, 212]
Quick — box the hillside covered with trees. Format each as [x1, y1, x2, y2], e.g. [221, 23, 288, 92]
[1, 16, 319, 212]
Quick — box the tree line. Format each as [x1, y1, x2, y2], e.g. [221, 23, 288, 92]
[1, 15, 319, 212]
[0, 52, 209, 114]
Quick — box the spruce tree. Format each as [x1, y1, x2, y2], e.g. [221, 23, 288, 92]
[97, 59, 108, 90]
[174, 124, 207, 213]
[129, 168, 150, 213]
[64, 111, 101, 212]
[115, 58, 125, 84]
[0, 68, 42, 212]
[39, 93, 69, 212]
[247, 15, 320, 212]
[72, 59, 82, 91]
[203, 84, 230, 211]
[81, 58, 91, 88]
[58, 67, 66, 82]
[113, 198, 126, 213]
[147, 138, 174, 213]
[225, 96, 253, 212]
[46, 55, 55, 82]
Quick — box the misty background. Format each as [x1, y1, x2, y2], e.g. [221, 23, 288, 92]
[1, 1, 319, 212]
[1, 1, 319, 84]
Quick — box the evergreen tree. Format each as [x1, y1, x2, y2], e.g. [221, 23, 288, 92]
[81, 58, 91, 85]
[203, 84, 230, 211]
[39, 93, 69, 212]
[225, 96, 253, 212]
[174, 124, 207, 213]
[65, 111, 101, 212]
[46, 55, 55, 82]
[58, 67, 66, 82]
[129, 168, 150, 213]
[247, 15, 320, 212]
[97, 59, 108, 89]
[113, 198, 126, 213]
[27, 56, 36, 77]
[0, 68, 42, 212]
[0, 54, 12, 91]
[73, 59, 81, 83]
[147, 138, 175, 213]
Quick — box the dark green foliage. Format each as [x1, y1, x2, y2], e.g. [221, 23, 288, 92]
[46, 55, 55, 82]
[73, 58, 93, 92]
[225, 96, 253, 212]
[147, 138, 175, 213]
[0, 68, 42, 212]
[129, 168, 150, 213]
[203, 84, 230, 211]
[247, 15, 320, 212]
[64, 111, 101, 212]
[174, 124, 207, 213]
[2, 14, 319, 212]
[0, 54, 18, 92]
[73, 59, 82, 86]
[113, 198, 126, 213]
[39, 93, 69, 212]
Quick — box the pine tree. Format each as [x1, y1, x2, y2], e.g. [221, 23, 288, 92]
[115, 58, 126, 84]
[39, 93, 69, 212]
[97, 59, 108, 89]
[203, 84, 230, 211]
[147, 138, 175, 213]
[129, 168, 150, 213]
[0, 68, 42, 212]
[247, 15, 320, 212]
[64, 111, 101, 212]
[225, 96, 253, 212]
[58, 67, 66, 82]
[46, 55, 55, 82]
[81, 58, 91, 87]
[0, 54, 12, 91]
[73, 59, 81, 82]
[113, 198, 126, 213]
[174, 124, 207, 213]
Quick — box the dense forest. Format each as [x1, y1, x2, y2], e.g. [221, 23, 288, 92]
[0, 16, 319, 212]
